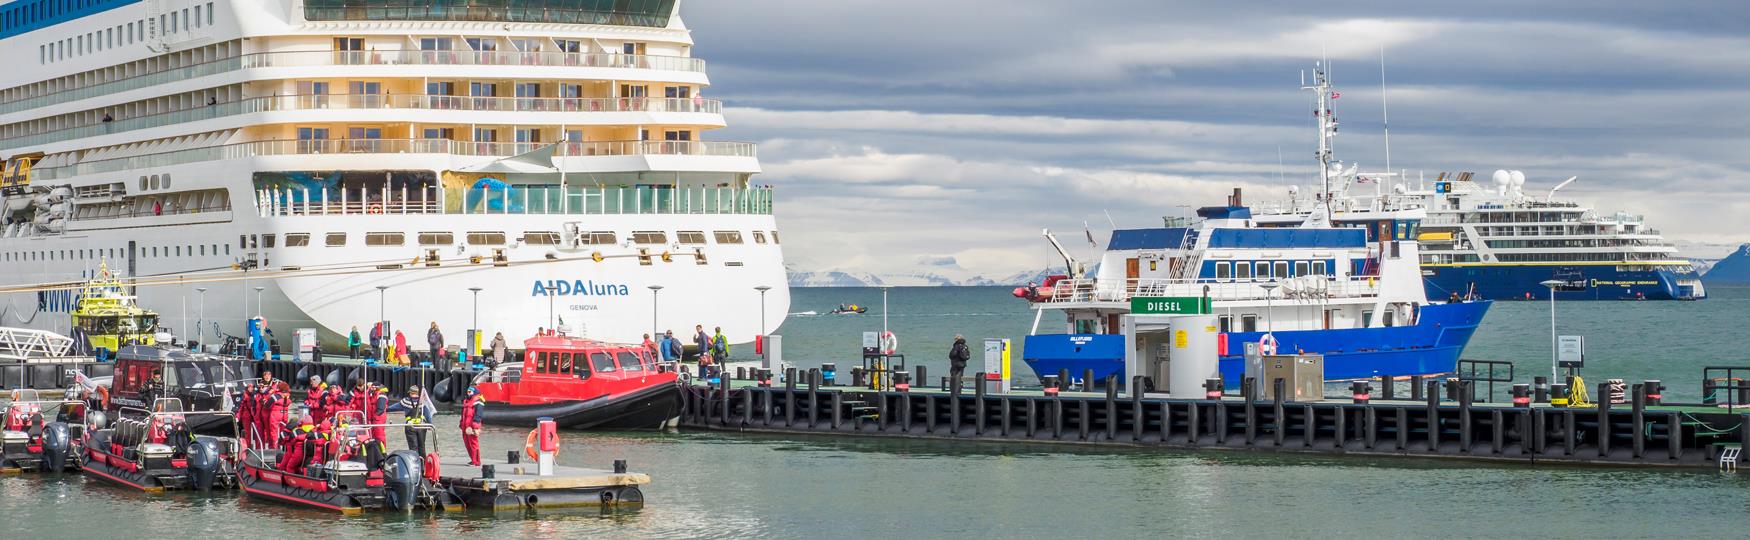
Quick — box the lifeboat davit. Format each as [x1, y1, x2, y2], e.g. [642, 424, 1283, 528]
[472, 331, 681, 430]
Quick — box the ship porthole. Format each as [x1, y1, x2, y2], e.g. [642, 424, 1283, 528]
[160, 174, 171, 189]
[138, 176, 148, 191]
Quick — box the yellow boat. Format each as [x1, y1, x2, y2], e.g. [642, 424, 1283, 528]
[71, 263, 158, 353]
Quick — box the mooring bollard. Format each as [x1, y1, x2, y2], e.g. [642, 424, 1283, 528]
[506, 450, 519, 464]
[1533, 376, 1549, 403]
[1379, 375, 1395, 400]
[1082, 369, 1096, 392]
[736, 367, 747, 380]
[822, 363, 837, 386]
[895, 371, 911, 392]
[851, 367, 865, 388]
[1550, 383, 1570, 407]
[481, 464, 495, 479]
[1411, 375, 1425, 401]
[1204, 378, 1223, 400]
[1042, 375, 1060, 396]
[1643, 380, 1663, 406]
[1444, 377, 1461, 402]
[916, 365, 928, 390]
[950, 372, 963, 396]
[1351, 381, 1371, 404]
[614, 459, 629, 474]
[1511, 384, 1531, 407]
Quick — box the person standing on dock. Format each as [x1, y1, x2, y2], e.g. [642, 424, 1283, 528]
[659, 330, 678, 362]
[427, 322, 445, 367]
[393, 329, 410, 366]
[712, 326, 729, 362]
[642, 333, 657, 359]
[459, 386, 483, 467]
[949, 335, 971, 387]
[348, 326, 362, 359]
[489, 332, 508, 369]
[369, 323, 382, 357]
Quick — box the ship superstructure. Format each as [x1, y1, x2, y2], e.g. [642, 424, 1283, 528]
[0, 0, 788, 348]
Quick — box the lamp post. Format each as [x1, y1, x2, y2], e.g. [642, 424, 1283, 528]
[1259, 282, 1280, 333]
[253, 286, 265, 318]
[376, 285, 389, 346]
[648, 285, 664, 339]
[881, 287, 890, 341]
[754, 285, 772, 337]
[195, 287, 208, 351]
[546, 284, 559, 330]
[1540, 279, 1563, 381]
[468, 286, 483, 355]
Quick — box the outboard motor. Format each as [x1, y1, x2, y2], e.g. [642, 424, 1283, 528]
[186, 437, 222, 491]
[381, 450, 423, 511]
[40, 422, 70, 472]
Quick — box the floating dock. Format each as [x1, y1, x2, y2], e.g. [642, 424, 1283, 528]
[677, 370, 1750, 469]
[440, 460, 649, 511]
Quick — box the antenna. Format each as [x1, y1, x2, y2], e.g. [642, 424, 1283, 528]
[1276, 146, 1285, 185]
[1102, 210, 1117, 229]
[1380, 45, 1391, 176]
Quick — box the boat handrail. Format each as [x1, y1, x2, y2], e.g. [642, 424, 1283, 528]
[1039, 276, 1380, 304]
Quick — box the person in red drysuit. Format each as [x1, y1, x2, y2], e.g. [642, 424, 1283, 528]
[367, 387, 390, 450]
[304, 377, 329, 425]
[278, 415, 315, 475]
[459, 386, 483, 466]
[263, 381, 291, 449]
[234, 384, 257, 448]
[325, 384, 346, 421]
[346, 380, 370, 417]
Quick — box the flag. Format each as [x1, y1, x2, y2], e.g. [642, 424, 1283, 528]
[1356, 176, 1376, 184]
[1330, 91, 1341, 100]
[1083, 223, 1096, 245]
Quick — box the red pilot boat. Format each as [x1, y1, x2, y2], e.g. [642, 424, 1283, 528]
[473, 332, 681, 430]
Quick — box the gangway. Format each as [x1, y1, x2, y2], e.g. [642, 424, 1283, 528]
[0, 327, 75, 361]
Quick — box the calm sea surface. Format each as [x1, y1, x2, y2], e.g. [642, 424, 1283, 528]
[7, 286, 1750, 538]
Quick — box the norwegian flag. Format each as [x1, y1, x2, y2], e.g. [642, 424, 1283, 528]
[1330, 91, 1341, 100]
[1356, 176, 1376, 184]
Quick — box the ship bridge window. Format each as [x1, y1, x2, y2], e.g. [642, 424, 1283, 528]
[1256, 263, 1271, 279]
[676, 231, 706, 245]
[1214, 262, 1231, 280]
[752, 231, 767, 244]
[1273, 262, 1289, 279]
[285, 234, 310, 247]
[590, 352, 617, 374]
[325, 233, 347, 247]
[522, 232, 559, 245]
[366, 232, 404, 246]
[418, 232, 453, 245]
[617, 351, 644, 372]
[713, 231, 743, 244]
[1294, 261, 1308, 277]
[583, 232, 617, 245]
[573, 353, 591, 379]
[532, 352, 548, 374]
[1313, 261, 1328, 276]
[466, 232, 506, 245]
[1236, 262, 1252, 280]
[261, 234, 276, 248]
[632, 231, 667, 245]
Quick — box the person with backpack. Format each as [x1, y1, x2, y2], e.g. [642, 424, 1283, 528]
[711, 326, 729, 361]
[949, 335, 972, 389]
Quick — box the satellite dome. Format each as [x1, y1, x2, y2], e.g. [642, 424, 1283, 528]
[1492, 170, 1511, 186]
[1509, 170, 1526, 187]
[1393, 183, 1407, 194]
[1288, 185, 1300, 195]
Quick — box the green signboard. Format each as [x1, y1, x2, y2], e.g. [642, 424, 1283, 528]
[1129, 296, 1211, 315]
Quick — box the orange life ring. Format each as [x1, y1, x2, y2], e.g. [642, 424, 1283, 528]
[367, 203, 383, 214]
[880, 331, 899, 356]
[1259, 333, 1279, 356]
[524, 428, 561, 461]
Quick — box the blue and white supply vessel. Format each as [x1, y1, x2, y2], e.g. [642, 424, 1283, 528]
[1017, 63, 1490, 385]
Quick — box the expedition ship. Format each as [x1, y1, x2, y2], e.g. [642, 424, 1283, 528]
[0, 0, 789, 349]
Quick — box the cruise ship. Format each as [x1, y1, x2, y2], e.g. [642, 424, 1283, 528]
[1259, 171, 1705, 301]
[0, 0, 789, 350]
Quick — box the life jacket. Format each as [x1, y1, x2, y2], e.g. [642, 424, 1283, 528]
[305, 385, 327, 421]
[459, 395, 480, 429]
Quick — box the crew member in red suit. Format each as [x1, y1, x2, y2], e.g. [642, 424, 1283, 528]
[459, 386, 484, 466]
[279, 415, 315, 474]
[367, 387, 390, 450]
[305, 376, 329, 424]
[234, 384, 257, 448]
[264, 381, 291, 448]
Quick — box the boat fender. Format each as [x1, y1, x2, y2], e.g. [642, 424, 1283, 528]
[524, 429, 561, 462]
[880, 331, 899, 356]
[423, 452, 441, 484]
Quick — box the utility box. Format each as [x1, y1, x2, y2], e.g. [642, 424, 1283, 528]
[1260, 354, 1325, 401]
[763, 334, 783, 370]
[982, 338, 1011, 394]
[292, 328, 318, 362]
[1122, 314, 1219, 398]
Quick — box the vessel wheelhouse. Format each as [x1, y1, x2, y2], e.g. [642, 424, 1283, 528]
[474, 332, 680, 429]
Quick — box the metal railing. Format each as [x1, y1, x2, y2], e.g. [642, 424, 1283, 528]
[4, 93, 722, 149]
[259, 184, 773, 217]
[34, 138, 757, 181]
[1456, 359, 1514, 403]
[302, 0, 674, 28]
[1039, 276, 1381, 303]
[0, 50, 705, 115]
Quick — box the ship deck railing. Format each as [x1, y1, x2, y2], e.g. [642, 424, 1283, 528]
[259, 183, 774, 217]
[1038, 276, 1381, 304]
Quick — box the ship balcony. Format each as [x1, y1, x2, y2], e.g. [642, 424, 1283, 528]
[0, 51, 707, 116]
[256, 183, 774, 217]
[3, 94, 723, 151]
[34, 138, 759, 181]
[1037, 277, 1381, 306]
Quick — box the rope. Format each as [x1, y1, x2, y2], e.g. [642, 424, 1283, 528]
[1568, 375, 1595, 408]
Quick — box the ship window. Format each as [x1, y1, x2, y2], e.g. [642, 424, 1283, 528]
[770, 231, 780, 244]
[1312, 261, 1328, 276]
[752, 231, 767, 244]
[1255, 262, 1270, 279]
[1241, 314, 1258, 333]
[676, 231, 707, 245]
[1218, 315, 1232, 333]
[1214, 262, 1230, 280]
[558, 352, 572, 374]
[713, 231, 743, 244]
[574, 353, 591, 379]
[637, 248, 653, 266]
[1273, 262, 1289, 279]
[584, 231, 616, 245]
[417, 232, 453, 245]
[522, 231, 559, 245]
[532, 352, 547, 373]
[590, 352, 617, 373]
[261, 234, 276, 248]
[1294, 261, 1308, 277]
[325, 233, 347, 247]
[1236, 262, 1252, 280]
[365, 232, 404, 246]
[1362, 310, 1374, 327]
[617, 351, 644, 372]
[631, 231, 667, 245]
[466, 232, 506, 245]
[285, 234, 309, 247]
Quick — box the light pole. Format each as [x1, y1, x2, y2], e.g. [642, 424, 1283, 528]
[648, 285, 664, 339]
[376, 285, 389, 353]
[195, 287, 208, 350]
[754, 286, 772, 337]
[468, 286, 483, 355]
[546, 284, 559, 330]
[253, 286, 265, 317]
[1259, 282, 1280, 333]
[1540, 279, 1563, 382]
[881, 287, 890, 341]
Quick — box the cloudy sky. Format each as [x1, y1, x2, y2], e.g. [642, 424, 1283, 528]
[681, 1, 1750, 277]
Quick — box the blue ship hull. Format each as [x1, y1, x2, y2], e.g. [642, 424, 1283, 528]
[1422, 264, 1703, 300]
[1023, 301, 1492, 386]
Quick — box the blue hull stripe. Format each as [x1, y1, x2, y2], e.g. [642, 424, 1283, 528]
[1423, 265, 1702, 300]
[1023, 301, 1492, 385]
